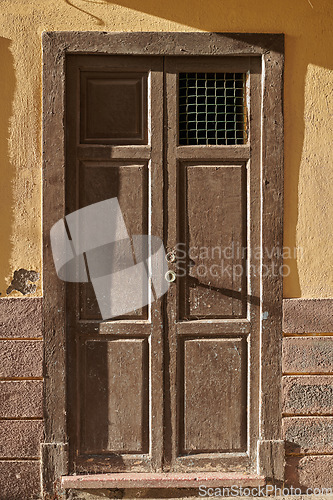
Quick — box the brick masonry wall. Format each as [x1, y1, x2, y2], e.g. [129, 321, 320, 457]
[0, 298, 43, 500]
[282, 299, 333, 490]
[0, 297, 332, 498]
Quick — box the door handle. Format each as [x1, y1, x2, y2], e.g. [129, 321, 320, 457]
[165, 251, 176, 263]
[165, 270, 176, 283]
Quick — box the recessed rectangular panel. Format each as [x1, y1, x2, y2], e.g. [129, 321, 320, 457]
[182, 338, 247, 453]
[179, 163, 247, 319]
[81, 72, 147, 144]
[78, 161, 148, 320]
[82, 339, 149, 454]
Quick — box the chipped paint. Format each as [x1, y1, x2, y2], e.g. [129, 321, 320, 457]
[6, 269, 40, 295]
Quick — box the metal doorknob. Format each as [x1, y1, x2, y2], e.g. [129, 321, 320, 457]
[165, 270, 176, 282]
[165, 251, 176, 263]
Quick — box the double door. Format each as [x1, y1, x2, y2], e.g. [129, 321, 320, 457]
[65, 54, 262, 474]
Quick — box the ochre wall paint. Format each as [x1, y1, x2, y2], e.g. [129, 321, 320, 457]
[0, 0, 332, 298]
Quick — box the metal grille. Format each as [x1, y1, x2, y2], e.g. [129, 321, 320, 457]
[179, 72, 247, 145]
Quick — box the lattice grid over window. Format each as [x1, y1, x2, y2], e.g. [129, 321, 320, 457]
[179, 72, 247, 146]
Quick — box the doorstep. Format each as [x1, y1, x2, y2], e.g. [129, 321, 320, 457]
[61, 472, 266, 489]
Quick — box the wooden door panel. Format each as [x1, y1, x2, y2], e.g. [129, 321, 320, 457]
[66, 54, 262, 475]
[80, 71, 148, 144]
[78, 160, 148, 320]
[179, 162, 247, 319]
[78, 161, 148, 231]
[182, 337, 247, 453]
[82, 338, 149, 454]
[66, 55, 164, 473]
[165, 56, 261, 473]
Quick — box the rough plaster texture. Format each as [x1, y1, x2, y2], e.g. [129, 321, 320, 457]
[0, 380, 43, 418]
[6, 268, 40, 295]
[285, 455, 333, 489]
[0, 460, 40, 500]
[282, 376, 333, 415]
[0, 297, 42, 338]
[0, 339, 43, 377]
[0, 0, 332, 298]
[0, 419, 43, 458]
[283, 299, 333, 334]
[282, 336, 333, 373]
[282, 417, 333, 454]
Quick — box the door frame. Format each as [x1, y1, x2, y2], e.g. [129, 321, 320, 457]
[42, 31, 284, 495]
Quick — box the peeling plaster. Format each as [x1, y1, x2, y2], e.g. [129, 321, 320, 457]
[6, 269, 40, 295]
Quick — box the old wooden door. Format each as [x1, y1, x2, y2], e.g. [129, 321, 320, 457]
[65, 54, 261, 475]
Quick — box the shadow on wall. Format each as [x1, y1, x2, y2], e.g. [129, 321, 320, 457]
[62, 0, 333, 298]
[65, 0, 105, 26]
[0, 38, 16, 296]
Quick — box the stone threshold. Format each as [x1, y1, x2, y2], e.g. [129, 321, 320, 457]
[61, 472, 265, 489]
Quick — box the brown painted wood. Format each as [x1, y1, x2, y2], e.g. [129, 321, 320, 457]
[43, 33, 284, 494]
[257, 440, 285, 483]
[260, 46, 284, 442]
[80, 71, 147, 144]
[41, 443, 68, 500]
[164, 55, 262, 474]
[77, 145, 152, 161]
[82, 339, 149, 454]
[179, 163, 247, 319]
[65, 55, 164, 473]
[177, 146, 250, 161]
[246, 57, 262, 467]
[182, 338, 247, 452]
[177, 319, 251, 335]
[42, 34, 69, 497]
[78, 160, 148, 320]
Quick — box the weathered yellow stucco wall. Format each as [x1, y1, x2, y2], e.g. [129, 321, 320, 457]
[0, 0, 332, 299]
